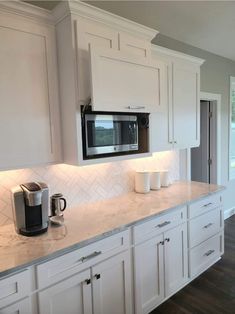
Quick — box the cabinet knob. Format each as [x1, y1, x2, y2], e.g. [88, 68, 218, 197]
[85, 279, 91, 285]
[94, 274, 101, 280]
[174, 141, 177, 144]
[159, 241, 164, 245]
[165, 238, 170, 242]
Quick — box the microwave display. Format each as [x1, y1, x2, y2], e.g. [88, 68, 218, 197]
[82, 111, 149, 159]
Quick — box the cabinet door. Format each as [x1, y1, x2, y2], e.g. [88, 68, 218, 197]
[134, 234, 164, 314]
[38, 269, 92, 314]
[90, 47, 164, 113]
[150, 60, 173, 152]
[92, 251, 132, 314]
[0, 14, 61, 170]
[0, 298, 31, 314]
[173, 60, 200, 149]
[75, 18, 118, 103]
[164, 223, 188, 297]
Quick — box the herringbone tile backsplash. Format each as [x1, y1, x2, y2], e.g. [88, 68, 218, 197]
[0, 151, 179, 226]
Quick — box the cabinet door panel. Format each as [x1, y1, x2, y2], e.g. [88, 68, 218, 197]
[173, 62, 200, 149]
[0, 298, 31, 314]
[164, 223, 188, 296]
[90, 47, 164, 113]
[92, 251, 132, 314]
[119, 32, 151, 58]
[134, 234, 164, 314]
[38, 269, 92, 314]
[75, 18, 118, 103]
[0, 17, 61, 170]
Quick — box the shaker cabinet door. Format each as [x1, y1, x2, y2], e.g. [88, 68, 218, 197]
[134, 234, 165, 314]
[0, 15, 61, 170]
[38, 269, 92, 314]
[172, 60, 200, 149]
[92, 251, 133, 314]
[164, 223, 188, 296]
[90, 47, 165, 113]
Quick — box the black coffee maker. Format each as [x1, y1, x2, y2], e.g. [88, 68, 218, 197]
[11, 182, 49, 236]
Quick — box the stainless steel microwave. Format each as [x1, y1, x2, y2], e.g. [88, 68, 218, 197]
[82, 111, 149, 159]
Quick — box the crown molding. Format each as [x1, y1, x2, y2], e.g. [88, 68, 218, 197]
[152, 44, 205, 65]
[52, 0, 158, 41]
[0, 0, 54, 25]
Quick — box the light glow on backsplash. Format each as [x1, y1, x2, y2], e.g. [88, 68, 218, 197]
[0, 151, 179, 226]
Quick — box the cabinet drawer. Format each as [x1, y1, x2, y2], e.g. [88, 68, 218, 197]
[189, 233, 223, 278]
[36, 230, 130, 289]
[188, 194, 221, 218]
[133, 207, 187, 244]
[189, 207, 223, 248]
[0, 270, 30, 309]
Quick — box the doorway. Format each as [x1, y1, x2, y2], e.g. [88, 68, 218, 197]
[191, 100, 217, 184]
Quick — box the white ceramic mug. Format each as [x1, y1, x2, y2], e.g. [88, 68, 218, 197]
[135, 171, 150, 194]
[160, 170, 170, 187]
[150, 171, 161, 190]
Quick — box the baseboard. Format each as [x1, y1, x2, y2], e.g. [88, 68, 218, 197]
[224, 207, 235, 220]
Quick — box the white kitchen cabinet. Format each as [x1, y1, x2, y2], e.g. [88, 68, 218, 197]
[92, 250, 132, 314]
[0, 298, 31, 314]
[134, 223, 188, 314]
[173, 60, 200, 149]
[53, 0, 158, 165]
[134, 234, 165, 314]
[164, 223, 188, 296]
[74, 17, 119, 103]
[38, 251, 132, 314]
[151, 45, 204, 152]
[90, 47, 165, 113]
[0, 8, 61, 170]
[0, 269, 30, 309]
[38, 269, 92, 314]
[37, 230, 132, 314]
[133, 204, 188, 314]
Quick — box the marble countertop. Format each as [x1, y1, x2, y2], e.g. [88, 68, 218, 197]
[0, 181, 225, 278]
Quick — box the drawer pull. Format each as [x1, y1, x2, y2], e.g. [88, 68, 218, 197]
[203, 223, 213, 229]
[156, 221, 171, 228]
[204, 249, 215, 257]
[203, 202, 213, 207]
[79, 251, 102, 262]
[126, 105, 145, 110]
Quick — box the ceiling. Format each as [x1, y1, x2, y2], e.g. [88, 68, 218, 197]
[25, 1, 235, 61]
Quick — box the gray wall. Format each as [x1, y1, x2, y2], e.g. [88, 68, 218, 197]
[87, 1, 235, 213]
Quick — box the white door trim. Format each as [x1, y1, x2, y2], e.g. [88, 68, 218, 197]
[181, 92, 221, 184]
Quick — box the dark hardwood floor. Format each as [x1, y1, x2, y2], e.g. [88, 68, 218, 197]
[151, 215, 235, 314]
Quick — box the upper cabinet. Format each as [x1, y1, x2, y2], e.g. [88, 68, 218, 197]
[53, 1, 158, 165]
[0, 3, 61, 170]
[150, 46, 204, 153]
[90, 47, 165, 113]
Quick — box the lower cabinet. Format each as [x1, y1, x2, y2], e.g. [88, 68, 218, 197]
[0, 298, 31, 314]
[134, 223, 188, 314]
[38, 250, 132, 314]
[38, 269, 92, 314]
